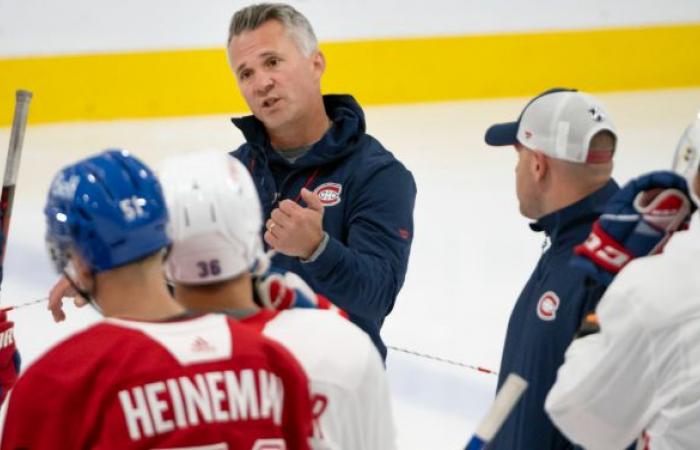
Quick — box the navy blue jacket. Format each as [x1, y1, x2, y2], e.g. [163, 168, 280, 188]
[489, 180, 619, 450]
[231, 95, 416, 359]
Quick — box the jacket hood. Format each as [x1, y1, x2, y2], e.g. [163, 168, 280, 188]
[231, 94, 366, 168]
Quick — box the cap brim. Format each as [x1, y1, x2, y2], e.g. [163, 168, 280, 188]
[485, 122, 519, 146]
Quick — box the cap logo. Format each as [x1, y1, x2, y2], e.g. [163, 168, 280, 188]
[588, 107, 605, 122]
[313, 183, 342, 207]
[536, 291, 560, 321]
[524, 130, 533, 139]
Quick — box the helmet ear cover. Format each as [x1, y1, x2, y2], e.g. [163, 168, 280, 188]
[672, 116, 700, 208]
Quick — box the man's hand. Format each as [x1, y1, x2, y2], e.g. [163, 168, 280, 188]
[265, 188, 325, 259]
[48, 275, 88, 323]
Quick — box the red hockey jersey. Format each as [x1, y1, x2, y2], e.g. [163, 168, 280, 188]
[0, 313, 312, 450]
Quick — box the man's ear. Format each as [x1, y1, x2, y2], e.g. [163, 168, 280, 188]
[311, 50, 326, 81]
[531, 151, 549, 182]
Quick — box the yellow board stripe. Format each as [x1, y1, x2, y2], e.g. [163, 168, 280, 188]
[1, 23, 699, 125]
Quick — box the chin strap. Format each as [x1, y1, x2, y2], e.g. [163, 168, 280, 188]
[62, 262, 103, 315]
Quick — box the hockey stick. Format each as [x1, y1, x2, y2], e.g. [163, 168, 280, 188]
[0, 297, 48, 313]
[464, 373, 528, 449]
[0, 90, 32, 289]
[387, 345, 498, 375]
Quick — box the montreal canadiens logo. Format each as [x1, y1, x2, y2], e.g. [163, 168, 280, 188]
[536, 291, 560, 321]
[313, 182, 342, 207]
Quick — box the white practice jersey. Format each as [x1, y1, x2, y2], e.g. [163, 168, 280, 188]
[242, 308, 397, 450]
[545, 218, 700, 450]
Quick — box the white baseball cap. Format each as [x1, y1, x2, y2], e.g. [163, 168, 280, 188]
[485, 88, 617, 164]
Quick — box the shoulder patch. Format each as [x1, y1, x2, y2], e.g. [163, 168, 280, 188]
[536, 291, 560, 321]
[313, 182, 342, 207]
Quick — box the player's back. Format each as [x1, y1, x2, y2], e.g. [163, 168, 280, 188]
[0, 313, 312, 450]
[612, 225, 700, 448]
[242, 308, 396, 450]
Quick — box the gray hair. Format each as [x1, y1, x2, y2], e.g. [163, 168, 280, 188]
[228, 3, 318, 56]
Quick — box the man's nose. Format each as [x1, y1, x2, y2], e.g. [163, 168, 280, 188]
[254, 75, 274, 95]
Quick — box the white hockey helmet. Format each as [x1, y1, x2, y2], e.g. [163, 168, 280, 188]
[671, 112, 700, 207]
[159, 151, 264, 284]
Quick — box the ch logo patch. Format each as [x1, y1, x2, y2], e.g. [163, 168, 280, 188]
[536, 291, 560, 321]
[313, 182, 342, 207]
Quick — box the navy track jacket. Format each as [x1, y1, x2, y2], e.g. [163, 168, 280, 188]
[231, 95, 416, 359]
[489, 180, 619, 450]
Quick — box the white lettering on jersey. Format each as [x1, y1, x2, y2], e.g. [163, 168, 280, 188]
[118, 369, 284, 441]
[0, 328, 14, 349]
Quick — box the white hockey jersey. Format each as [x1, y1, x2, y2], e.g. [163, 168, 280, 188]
[242, 308, 397, 450]
[545, 219, 700, 450]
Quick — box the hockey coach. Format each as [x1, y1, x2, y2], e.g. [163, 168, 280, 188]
[225, 3, 416, 359]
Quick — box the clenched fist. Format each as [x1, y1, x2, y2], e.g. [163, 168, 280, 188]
[265, 188, 325, 259]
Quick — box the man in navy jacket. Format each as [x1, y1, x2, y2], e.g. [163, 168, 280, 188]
[226, 4, 416, 359]
[484, 88, 619, 449]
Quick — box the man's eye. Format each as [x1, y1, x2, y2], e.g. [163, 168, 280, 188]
[266, 57, 280, 68]
[239, 70, 252, 80]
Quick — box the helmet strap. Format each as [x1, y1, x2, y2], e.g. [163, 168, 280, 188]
[62, 262, 100, 313]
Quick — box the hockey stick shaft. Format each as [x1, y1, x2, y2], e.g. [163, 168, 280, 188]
[0, 90, 32, 287]
[0, 297, 48, 313]
[465, 373, 528, 449]
[387, 345, 498, 375]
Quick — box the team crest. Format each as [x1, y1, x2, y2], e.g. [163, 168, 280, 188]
[536, 291, 560, 321]
[313, 182, 342, 207]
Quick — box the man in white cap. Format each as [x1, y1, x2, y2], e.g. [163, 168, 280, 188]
[484, 88, 620, 449]
[546, 114, 700, 449]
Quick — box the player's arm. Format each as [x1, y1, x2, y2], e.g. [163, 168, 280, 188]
[266, 340, 313, 450]
[303, 162, 416, 320]
[356, 345, 398, 450]
[545, 273, 656, 449]
[0, 371, 81, 449]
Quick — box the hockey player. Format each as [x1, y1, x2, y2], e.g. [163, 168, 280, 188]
[546, 116, 700, 449]
[0, 150, 313, 449]
[158, 150, 397, 450]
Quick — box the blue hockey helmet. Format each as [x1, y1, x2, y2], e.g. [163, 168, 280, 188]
[44, 149, 170, 273]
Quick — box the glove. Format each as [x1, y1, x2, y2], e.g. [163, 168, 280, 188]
[254, 267, 348, 318]
[572, 171, 694, 285]
[0, 311, 20, 404]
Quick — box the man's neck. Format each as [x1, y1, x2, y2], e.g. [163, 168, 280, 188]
[174, 274, 259, 313]
[269, 98, 330, 150]
[94, 263, 185, 321]
[539, 178, 610, 219]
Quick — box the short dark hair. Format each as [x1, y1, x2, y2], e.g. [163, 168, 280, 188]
[228, 3, 318, 56]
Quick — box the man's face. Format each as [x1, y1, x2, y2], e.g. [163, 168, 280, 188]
[228, 20, 324, 134]
[514, 143, 540, 219]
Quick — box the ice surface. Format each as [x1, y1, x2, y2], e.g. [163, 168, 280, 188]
[1, 88, 699, 449]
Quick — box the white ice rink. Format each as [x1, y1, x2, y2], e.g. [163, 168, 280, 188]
[2, 87, 700, 449]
